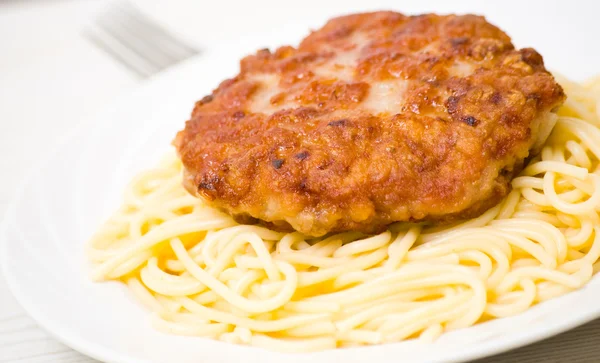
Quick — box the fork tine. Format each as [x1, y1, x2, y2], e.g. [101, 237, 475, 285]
[96, 13, 174, 71]
[116, 2, 199, 59]
[84, 28, 158, 78]
[104, 5, 194, 68]
[85, 1, 199, 78]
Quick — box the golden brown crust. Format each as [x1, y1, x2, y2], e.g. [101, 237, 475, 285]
[174, 12, 565, 236]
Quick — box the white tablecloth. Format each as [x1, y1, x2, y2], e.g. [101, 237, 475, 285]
[1, 1, 599, 362]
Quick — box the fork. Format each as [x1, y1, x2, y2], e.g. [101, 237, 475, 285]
[84, 1, 199, 78]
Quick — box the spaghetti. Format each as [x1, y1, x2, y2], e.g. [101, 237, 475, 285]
[88, 76, 600, 352]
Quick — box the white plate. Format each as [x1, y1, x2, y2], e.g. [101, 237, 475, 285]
[3, 24, 600, 363]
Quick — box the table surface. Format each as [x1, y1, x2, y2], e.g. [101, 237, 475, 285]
[1, 1, 600, 362]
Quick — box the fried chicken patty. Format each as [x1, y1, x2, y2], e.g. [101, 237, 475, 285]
[175, 12, 565, 236]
